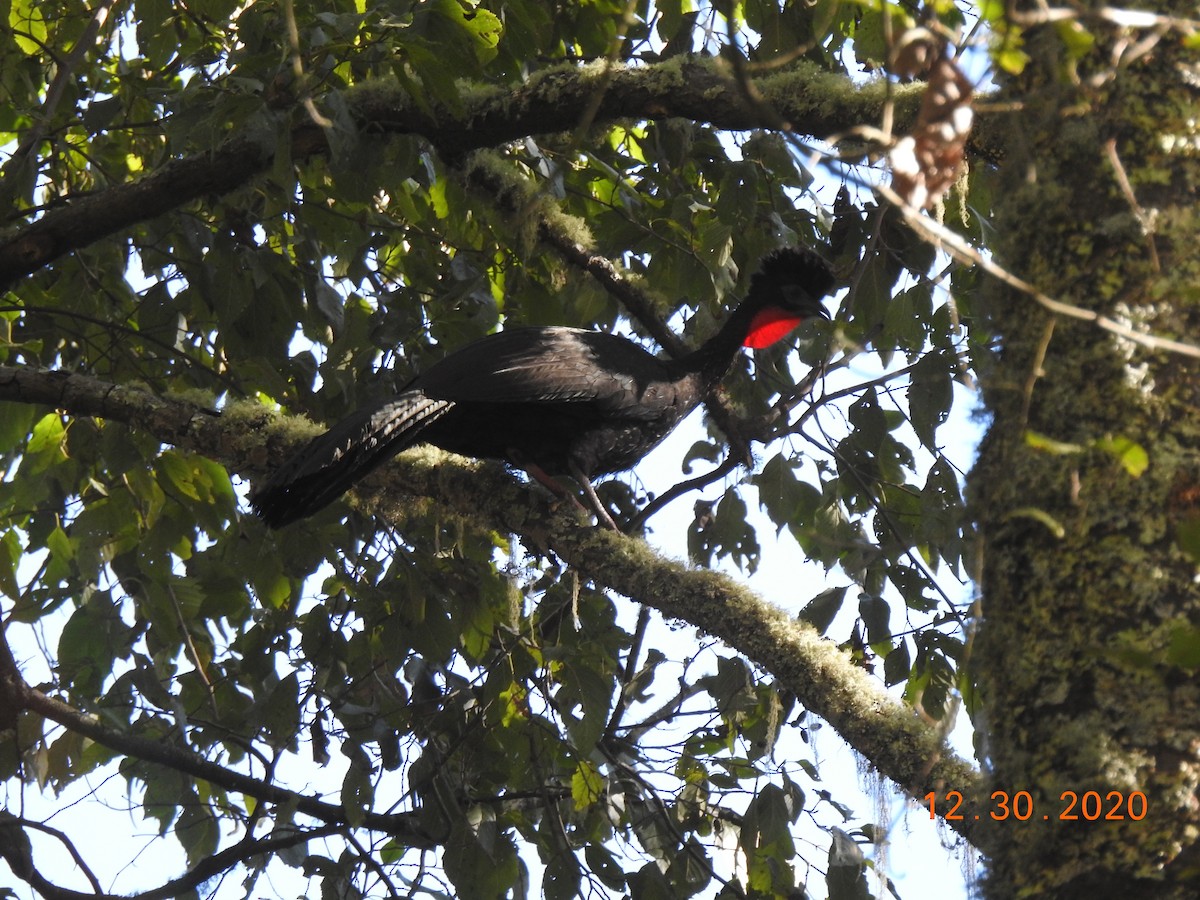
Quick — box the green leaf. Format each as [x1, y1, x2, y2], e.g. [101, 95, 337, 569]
[1176, 514, 1200, 564]
[571, 760, 604, 811]
[851, 9, 887, 67]
[883, 283, 930, 357]
[698, 656, 753, 708]
[1096, 435, 1148, 477]
[848, 388, 888, 451]
[908, 350, 955, 449]
[1167, 623, 1200, 669]
[556, 661, 613, 752]
[665, 835, 713, 894]
[0, 403, 35, 454]
[543, 851, 581, 900]
[459, 596, 495, 661]
[883, 640, 911, 687]
[683, 438, 720, 471]
[690, 490, 760, 572]
[848, 254, 897, 353]
[858, 594, 891, 646]
[339, 750, 373, 829]
[1055, 19, 1095, 59]
[584, 844, 626, 891]
[58, 591, 132, 696]
[8, 0, 47, 55]
[754, 452, 822, 533]
[887, 563, 937, 612]
[433, 0, 502, 64]
[628, 862, 673, 900]
[444, 816, 520, 899]
[742, 783, 797, 892]
[82, 96, 124, 132]
[0, 531, 21, 601]
[995, 45, 1031, 75]
[177, 801, 220, 868]
[136, 764, 175, 834]
[26, 413, 65, 457]
[160, 452, 201, 501]
[1024, 431, 1085, 455]
[799, 587, 846, 635]
[262, 672, 302, 749]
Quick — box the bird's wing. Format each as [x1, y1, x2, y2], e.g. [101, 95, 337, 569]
[251, 394, 454, 527]
[413, 327, 679, 415]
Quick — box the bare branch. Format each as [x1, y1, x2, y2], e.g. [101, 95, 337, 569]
[0, 812, 341, 900]
[876, 183, 1200, 359]
[1007, 6, 1200, 32]
[8, 818, 104, 894]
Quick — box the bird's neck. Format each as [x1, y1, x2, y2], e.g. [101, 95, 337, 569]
[667, 298, 775, 388]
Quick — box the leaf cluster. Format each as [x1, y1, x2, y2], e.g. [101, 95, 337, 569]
[0, 1, 993, 898]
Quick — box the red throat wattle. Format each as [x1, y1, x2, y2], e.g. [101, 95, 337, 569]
[744, 308, 803, 349]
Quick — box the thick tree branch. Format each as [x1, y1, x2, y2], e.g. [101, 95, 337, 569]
[0, 363, 992, 848]
[0, 58, 922, 291]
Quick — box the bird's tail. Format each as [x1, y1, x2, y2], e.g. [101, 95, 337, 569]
[251, 392, 454, 528]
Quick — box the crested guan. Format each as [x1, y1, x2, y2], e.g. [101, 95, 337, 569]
[251, 247, 835, 529]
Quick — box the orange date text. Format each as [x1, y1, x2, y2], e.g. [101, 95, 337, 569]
[924, 790, 1147, 822]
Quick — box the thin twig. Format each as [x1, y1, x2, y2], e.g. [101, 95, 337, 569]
[1019, 318, 1056, 433]
[602, 605, 651, 739]
[283, 0, 334, 130]
[627, 455, 743, 531]
[8, 817, 104, 894]
[1104, 138, 1160, 271]
[1, 0, 118, 183]
[165, 581, 218, 717]
[877, 183, 1200, 360]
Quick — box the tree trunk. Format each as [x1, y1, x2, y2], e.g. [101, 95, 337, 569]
[972, 10, 1200, 897]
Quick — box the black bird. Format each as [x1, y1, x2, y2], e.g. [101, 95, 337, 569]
[251, 247, 835, 529]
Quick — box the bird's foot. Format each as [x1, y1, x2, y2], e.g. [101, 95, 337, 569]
[521, 459, 623, 531]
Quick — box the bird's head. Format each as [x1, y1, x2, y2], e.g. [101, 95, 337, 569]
[742, 247, 835, 349]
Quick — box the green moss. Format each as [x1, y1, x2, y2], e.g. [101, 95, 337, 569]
[972, 21, 1200, 894]
[464, 151, 596, 252]
[162, 387, 217, 408]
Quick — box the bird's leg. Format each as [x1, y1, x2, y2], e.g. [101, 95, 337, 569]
[515, 453, 621, 531]
[568, 461, 622, 532]
[520, 460, 590, 515]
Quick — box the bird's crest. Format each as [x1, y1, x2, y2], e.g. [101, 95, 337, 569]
[750, 246, 836, 303]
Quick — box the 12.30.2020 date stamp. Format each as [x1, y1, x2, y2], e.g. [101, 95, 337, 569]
[925, 790, 1147, 822]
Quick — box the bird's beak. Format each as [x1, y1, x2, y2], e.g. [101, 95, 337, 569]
[782, 284, 831, 321]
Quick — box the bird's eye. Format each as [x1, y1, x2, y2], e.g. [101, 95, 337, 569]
[780, 285, 811, 307]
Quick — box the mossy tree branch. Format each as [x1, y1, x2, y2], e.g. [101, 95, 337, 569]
[0, 58, 925, 291]
[0, 362, 990, 848]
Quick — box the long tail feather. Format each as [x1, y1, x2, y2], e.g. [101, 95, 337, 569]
[251, 393, 454, 528]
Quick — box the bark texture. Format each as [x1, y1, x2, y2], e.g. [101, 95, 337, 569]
[0, 58, 923, 291]
[971, 9, 1200, 897]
